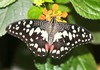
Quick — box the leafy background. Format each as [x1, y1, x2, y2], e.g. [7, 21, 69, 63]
[0, 0, 100, 70]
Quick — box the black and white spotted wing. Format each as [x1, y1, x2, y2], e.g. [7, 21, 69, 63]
[6, 19, 49, 57]
[50, 23, 93, 58]
[6, 18, 93, 59]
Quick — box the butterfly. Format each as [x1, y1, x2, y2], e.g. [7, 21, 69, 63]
[6, 17, 93, 59]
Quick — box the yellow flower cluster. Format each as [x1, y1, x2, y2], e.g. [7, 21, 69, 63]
[39, 4, 68, 22]
[34, 0, 44, 6]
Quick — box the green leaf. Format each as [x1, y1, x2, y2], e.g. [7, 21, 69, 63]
[0, 0, 16, 8]
[27, 6, 43, 19]
[35, 58, 54, 70]
[55, 0, 69, 4]
[34, 47, 97, 70]
[70, 0, 100, 19]
[69, 47, 97, 70]
[45, 0, 54, 3]
[92, 32, 100, 44]
[58, 4, 71, 12]
[0, 0, 32, 36]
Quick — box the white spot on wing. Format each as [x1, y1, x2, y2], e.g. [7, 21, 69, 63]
[9, 30, 11, 32]
[34, 43, 38, 48]
[56, 50, 60, 54]
[25, 38, 28, 41]
[16, 27, 19, 30]
[8, 25, 12, 29]
[29, 48, 32, 50]
[56, 57, 59, 58]
[13, 27, 15, 29]
[29, 28, 34, 36]
[37, 48, 41, 52]
[65, 47, 68, 50]
[29, 20, 33, 24]
[60, 47, 64, 52]
[73, 30, 76, 33]
[30, 38, 33, 42]
[85, 39, 87, 41]
[82, 28, 84, 32]
[78, 39, 81, 42]
[76, 34, 78, 37]
[63, 31, 68, 37]
[41, 30, 48, 42]
[82, 34, 85, 38]
[82, 40, 84, 42]
[23, 28, 26, 31]
[34, 27, 41, 34]
[86, 35, 88, 37]
[69, 32, 72, 40]
[77, 27, 80, 32]
[72, 25, 74, 29]
[53, 32, 62, 42]
[72, 44, 74, 46]
[66, 42, 70, 46]
[18, 21, 21, 25]
[15, 25, 18, 27]
[26, 29, 30, 33]
[15, 32, 18, 35]
[52, 50, 56, 54]
[22, 35, 25, 38]
[36, 37, 38, 39]
[61, 55, 64, 57]
[88, 39, 90, 41]
[30, 43, 34, 46]
[73, 34, 75, 38]
[12, 31, 14, 33]
[42, 48, 45, 52]
[75, 41, 78, 44]
[23, 20, 26, 26]
[26, 24, 31, 28]
[33, 51, 35, 53]
[52, 56, 54, 58]
[19, 32, 22, 35]
[89, 34, 92, 39]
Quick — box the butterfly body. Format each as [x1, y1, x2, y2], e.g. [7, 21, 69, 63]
[6, 17, 93, 59]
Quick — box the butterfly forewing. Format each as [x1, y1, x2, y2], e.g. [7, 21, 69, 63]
[50, 23, 93, 58]
[6, 19, 49, 57]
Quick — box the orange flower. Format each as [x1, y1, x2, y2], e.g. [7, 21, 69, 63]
[39, 4, 68, 23]
[52, 4, 58, 11]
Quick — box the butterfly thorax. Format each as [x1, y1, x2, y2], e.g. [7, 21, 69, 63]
[47, 17, 58, 45]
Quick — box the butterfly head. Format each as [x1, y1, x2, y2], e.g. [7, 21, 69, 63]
[49, 16, 57, 24]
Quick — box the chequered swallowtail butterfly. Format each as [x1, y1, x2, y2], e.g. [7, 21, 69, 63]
[6, 17, 93, 59]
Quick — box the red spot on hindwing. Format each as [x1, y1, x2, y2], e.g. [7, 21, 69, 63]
[49, 44, 54, 52]
[45, 43, 55, 53]
[45, 43, 49, 52]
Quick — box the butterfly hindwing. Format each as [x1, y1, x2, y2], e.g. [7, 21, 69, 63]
[6, 19, 49, 57]
[50, 23, 93, 58]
